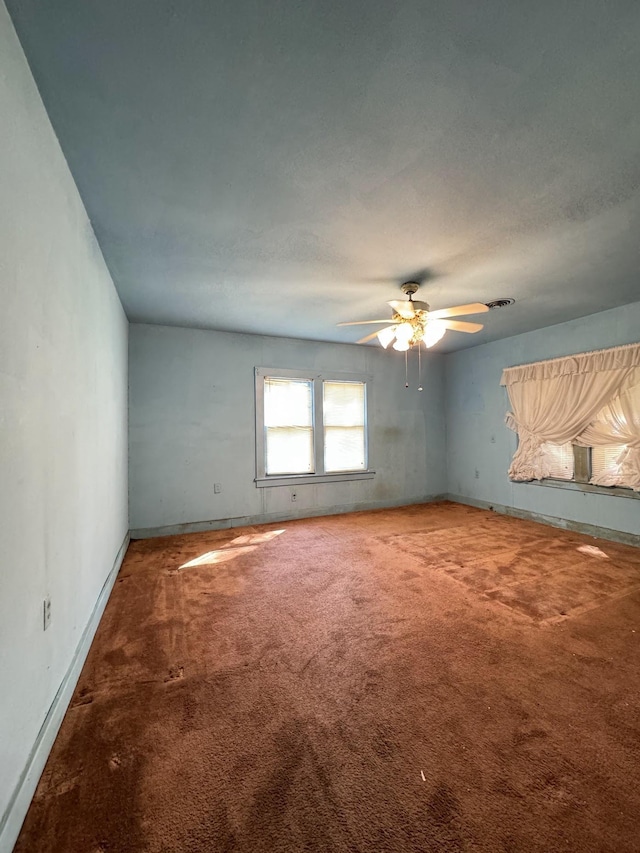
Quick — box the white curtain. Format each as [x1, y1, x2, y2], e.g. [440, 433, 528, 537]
[501, 343, 640, 482]
[576, 380, 640, 490]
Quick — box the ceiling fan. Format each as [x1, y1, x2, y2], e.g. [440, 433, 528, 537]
[338, 282, 489, 350]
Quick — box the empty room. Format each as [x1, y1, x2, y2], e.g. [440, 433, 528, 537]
[2, 1, 640, 851]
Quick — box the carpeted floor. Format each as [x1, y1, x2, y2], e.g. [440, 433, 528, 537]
[15, 501, 640, 852]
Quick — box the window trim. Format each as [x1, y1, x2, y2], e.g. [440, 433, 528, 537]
[523, 478, 640, 500]
[254, 367, 374, 487]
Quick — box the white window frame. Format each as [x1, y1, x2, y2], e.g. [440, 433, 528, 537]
[254, 367, 375, 487]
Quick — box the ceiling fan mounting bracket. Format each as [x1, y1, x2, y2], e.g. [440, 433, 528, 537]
[400, 281, 420, 298]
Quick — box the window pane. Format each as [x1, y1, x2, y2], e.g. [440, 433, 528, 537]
[541, 441, 574, 480]
[323, 381, 365, 426]
[264, 378, 312, 427]
[591, 444, 627, 482]
[325, 426, 365, 472]
[266, 427, 314, 475]
[263, 378, 314, 475]
[323, 381, 366, 472]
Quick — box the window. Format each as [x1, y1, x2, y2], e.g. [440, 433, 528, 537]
[255, 368, 373, 486]
[323, 381, 366, 473]
[591, 444, 628, 482]
[264, 378, 314, 475]
[502, 342, 640, 491]
[540, 441, 575, 481]
[540, 443, 632, 489]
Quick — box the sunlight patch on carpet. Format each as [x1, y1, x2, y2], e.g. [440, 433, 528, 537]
[577, 544, 609, 560]
[179, 545, 257, 568]
[179, 529, 285, 569]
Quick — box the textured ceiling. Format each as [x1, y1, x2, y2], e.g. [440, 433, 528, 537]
[7, 0, 640, 351]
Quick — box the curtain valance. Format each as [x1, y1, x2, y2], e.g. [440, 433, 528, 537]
[501, 342, 640, 386]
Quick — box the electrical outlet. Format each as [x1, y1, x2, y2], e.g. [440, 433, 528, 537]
[214, 483, 222, 494]
[43, 597, 52, 631]
[291, 491, 297, 502]
[474, 468, 480, 479]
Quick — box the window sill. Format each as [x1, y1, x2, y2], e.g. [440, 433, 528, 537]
[517, 478, 640, 500]
[255, 471, 375, 488]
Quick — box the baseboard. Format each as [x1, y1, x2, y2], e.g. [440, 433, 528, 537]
[130, 494, 448, 539]
[0, 531, 130, 853]
[447, 494, 640, 548]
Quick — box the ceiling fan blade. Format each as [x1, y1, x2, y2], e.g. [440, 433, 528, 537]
[428, 302, 489, 320]
[388, 300, 429, 317]
[356, 328, 391, 344]
[388, 300, 413, 317]
[337, 319, 393, 326]
[439, 319, 484, 333]
[386, 302, 410, 318]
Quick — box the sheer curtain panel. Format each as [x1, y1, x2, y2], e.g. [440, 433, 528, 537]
[576, 380, 640, 490]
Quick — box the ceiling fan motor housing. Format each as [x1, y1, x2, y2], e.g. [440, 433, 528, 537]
[400, 282, 430, 313]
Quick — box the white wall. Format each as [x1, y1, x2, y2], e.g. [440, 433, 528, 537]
[0, 5, 129, 849]
[129, 323, 446, 534]
[445, 302, 640, 538]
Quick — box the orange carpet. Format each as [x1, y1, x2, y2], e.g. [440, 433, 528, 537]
[15, 502, 640, 852]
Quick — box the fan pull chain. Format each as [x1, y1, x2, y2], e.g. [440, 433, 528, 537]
[405, 349, 409, 388]
[418, 343, 423, 391]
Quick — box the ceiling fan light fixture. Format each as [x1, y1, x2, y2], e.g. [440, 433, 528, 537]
[392, 338, 411, 351]
[423, 320, 447, 348]
[377, 326, 396, 349]
[395, 322, 414, 342]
